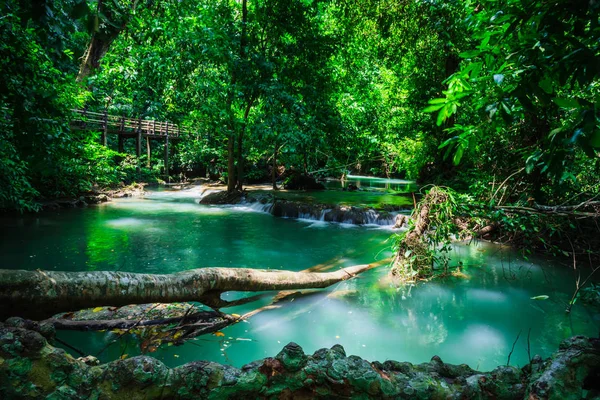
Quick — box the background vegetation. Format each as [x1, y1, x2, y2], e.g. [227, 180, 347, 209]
[1, 0, 598, 214]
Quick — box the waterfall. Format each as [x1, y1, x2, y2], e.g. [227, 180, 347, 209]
[191, 186, 409, 227]
[240, 196, 407, 227]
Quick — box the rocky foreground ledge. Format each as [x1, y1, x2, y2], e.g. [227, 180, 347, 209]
[0, 323, 598, 399]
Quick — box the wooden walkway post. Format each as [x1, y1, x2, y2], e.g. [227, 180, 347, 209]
[136, 118, 142, 158]
[117, 115, 125, 153]
[101, 109, 107, 146]
[136, 117, 142, 174]
[82, 109, 87, 131]
[147, 119, 156, 168]
[146, 136, 151, 168]
[164, 122, 170, 181]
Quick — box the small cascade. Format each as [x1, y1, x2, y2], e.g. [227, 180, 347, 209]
[243, 197, 407, 227]
[196, 188, 409, 227]
[197, 187, 221, 200]
[243, 201, 273, 214]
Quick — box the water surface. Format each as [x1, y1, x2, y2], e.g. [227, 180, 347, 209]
[0, 185, 597, 371]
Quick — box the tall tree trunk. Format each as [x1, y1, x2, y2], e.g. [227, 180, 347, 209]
[0, 265, 372, 320]
[236, 96, 256, 191]
[77, 0, 134, 82]
[227, 133, 236, 192]
[234, 0, 250, 192]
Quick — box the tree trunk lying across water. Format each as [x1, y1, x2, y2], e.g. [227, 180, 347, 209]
[0, 265, 372, 320]
[1, 322, 599, 399]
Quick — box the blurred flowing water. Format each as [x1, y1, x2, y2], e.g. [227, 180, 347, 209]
[0, 184, 597, 371]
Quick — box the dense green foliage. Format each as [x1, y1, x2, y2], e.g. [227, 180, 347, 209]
[0, 0, 156, 211]
[429, 0, 600, 203]
[1, 0, 598, 212]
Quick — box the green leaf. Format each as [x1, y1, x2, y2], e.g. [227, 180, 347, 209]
[459, 50, 481, 59]
[590, 129, 600, 148]
[525, 156, 536, 174]
[539, 76, 553, 94]
[438, 137, 457, 149]
[428, 98, 447, 105]
[453, 145, 464, 165]
[423, 104, 445, 113]
[436, 106, 447, 126]
[553, 98, 580, 109]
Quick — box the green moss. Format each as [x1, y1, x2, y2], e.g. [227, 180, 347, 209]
[28, 360, 57, 394]
[7, 357, 32, 377]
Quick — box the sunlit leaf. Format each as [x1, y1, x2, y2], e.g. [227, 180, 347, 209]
[423, 104, 445, 113]
[453, 145, 464, 165]
[173, 331, 184, 340]
[92, 307, 104, 312]
[436, 106, 447, 126]
[428, 98, 447, 105]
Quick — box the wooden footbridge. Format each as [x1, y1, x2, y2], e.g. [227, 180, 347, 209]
[70, 109, 193, 174]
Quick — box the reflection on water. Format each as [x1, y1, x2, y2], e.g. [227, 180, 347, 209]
[0, 187, 598, 372]
[324, 175, 417, 193]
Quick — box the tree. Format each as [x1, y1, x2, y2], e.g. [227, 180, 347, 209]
[429, 0, 600, 201]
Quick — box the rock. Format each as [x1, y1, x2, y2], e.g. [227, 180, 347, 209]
[77, 355, 100, 366]
[199, 190, 244, 205]
[269, 199, 399, 225]
[1, 324, 598, 399]
[276, 342, 308, 372]
[84, 194, 109, 204]
[271, 199, 325, 219]
[527, 336, 600, 400]
[104, 183, 146, 199]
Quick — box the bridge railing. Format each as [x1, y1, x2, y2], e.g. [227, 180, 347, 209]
[71, 109, 192, 138]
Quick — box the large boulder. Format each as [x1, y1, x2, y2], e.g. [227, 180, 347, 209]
[199, 190, 244, 205]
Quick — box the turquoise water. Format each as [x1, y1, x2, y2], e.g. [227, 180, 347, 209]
[324, 175, 417, 193]
[0, 186, 598, 371]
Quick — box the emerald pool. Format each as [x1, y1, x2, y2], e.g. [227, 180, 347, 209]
[0, 185, 597, 371]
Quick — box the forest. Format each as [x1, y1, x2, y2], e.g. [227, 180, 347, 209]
[1, 0, 599, 398]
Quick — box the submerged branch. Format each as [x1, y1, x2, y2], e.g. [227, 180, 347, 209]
[45, 310, 223, 331]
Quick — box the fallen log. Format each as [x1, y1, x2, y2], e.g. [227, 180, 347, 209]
[0, 265, 372, 320]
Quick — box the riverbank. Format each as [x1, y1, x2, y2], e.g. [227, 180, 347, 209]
[36, 182, 148, 211]
[1, 322, 598, 399]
